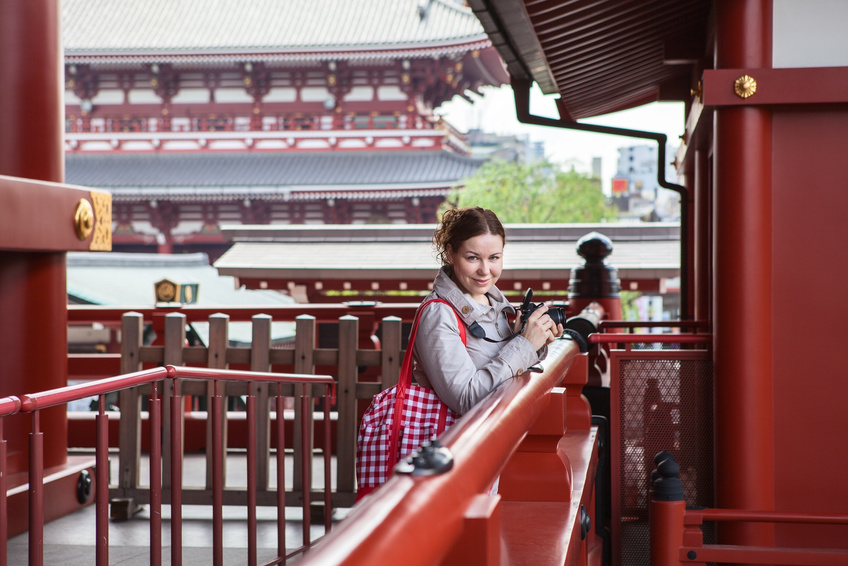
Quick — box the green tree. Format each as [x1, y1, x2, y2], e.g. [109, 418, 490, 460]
[443, 158, 617, 223]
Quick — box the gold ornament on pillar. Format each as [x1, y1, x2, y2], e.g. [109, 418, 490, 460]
[72, 191, 112, 251]
[89, 191, 112, 251]
[74, 199, 94, 241]
[733, 74, 757, 99]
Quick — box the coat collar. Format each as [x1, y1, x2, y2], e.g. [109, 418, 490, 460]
[430, 266, 513, 326]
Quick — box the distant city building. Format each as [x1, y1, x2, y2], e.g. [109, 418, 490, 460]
[611, 144, 680, 221]
[591, 157, 602, 181]
[61, 0, 509, 259]
[465, 129, 544, 162]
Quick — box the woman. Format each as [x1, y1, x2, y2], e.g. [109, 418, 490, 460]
[413, 207, 563, 416]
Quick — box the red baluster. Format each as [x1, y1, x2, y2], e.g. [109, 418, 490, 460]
[149, 384, 162, 566]
[96, 396, 109, 566]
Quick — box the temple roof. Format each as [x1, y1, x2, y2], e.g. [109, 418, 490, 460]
[63, 0, 490, 60]
[67, 252, 295, 343]
[65, 150, 485, 200]
[214, 223, 681, 290]
[467, 0, 710, 119]
[67, 252, 292, 306]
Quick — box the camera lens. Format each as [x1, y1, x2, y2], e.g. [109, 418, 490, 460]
[547, 307, 567, 327]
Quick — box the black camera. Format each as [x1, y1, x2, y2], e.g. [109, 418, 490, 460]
[518, 288, 567, 327]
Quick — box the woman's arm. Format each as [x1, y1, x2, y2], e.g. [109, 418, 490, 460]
[413, 303, 541, 414]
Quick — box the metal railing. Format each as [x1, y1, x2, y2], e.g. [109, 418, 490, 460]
[0, 365, 334, 566]
[592, 330, 714, 566]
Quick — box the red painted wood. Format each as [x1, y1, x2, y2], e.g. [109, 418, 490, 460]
[499, 388, 572, 503]
[149, 391, 162, 566]
[713, 0, 775, 551]
[246, 394, 257, 566]
[703, 67, 848, 106]
[693, 148, 712, 323]
[300, 340, 582, 564]
[212, 394, 224, 566]
[0, 0, 63, 182]
[771, 109, 848, 551]
[0, 252, 69, 473]
[29, 425, 44, 566]
[96, 407, 109, 566]
[0, 0, 82, 487]
[650, 499, 686, 566]
[170, 394, 183, 566]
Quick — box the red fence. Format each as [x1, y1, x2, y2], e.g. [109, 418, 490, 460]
[0, 365, 334, 566]
[650, 457, 848, 565]
[589, 329, 714, 566]
[298, 337, 600, 565]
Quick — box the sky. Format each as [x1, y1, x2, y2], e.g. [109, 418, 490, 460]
[436, 84, 686, 195]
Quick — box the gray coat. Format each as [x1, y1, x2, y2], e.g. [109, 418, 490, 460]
[411, 267, 546, 415]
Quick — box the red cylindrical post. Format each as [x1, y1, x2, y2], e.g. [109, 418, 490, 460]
[212, 394, 224, 566]
[276, 394, 286, 558]
[650, 500, 686, 566]
[247, 393, 257, 566]
[171, 393, 183, 566]
[96, 400, 109, 566]
[0, 253, 68, 474]
[0, 0, 64, 179]
[713, 0, 775, 550]
[29, 414, 44, 566]
[324, 391, 333, 532]
[693, 149, 711, 322]
[301, 394, 312, 547]
[0, 0, 68, 479]
[149, 392, 162, 566]
[650, 454, 687, 566]
[0, 421, 6, 564]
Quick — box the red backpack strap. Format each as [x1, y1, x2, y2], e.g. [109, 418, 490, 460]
[429, 299, 466, 345]
[387, 298, 467, 470]
[396, 299, 465, 392]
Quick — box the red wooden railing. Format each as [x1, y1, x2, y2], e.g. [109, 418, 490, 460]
[0, 365, 335, 566]
[67, 303, 423, 381]
[650, 457, 848, 565]
[65, 111, 431, 134]
[590, 334, 712, 345]
[297, 336, 601, 565]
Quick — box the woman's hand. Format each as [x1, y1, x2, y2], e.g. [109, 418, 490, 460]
[515, 305, 564, 351]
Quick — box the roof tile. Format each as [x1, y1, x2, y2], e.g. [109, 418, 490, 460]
[63, 0, 487, 54]
[65, 150, 485, 194]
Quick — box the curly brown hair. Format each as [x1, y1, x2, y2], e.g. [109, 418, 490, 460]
[433, 207, 505, 265]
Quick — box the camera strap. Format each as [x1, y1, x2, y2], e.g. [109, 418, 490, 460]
[467, 320, 520, 344]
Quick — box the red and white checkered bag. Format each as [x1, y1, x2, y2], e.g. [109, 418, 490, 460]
[355, 299, 464, 499]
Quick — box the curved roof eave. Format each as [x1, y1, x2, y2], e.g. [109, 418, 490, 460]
[63, 0, 490, 56]
[64, 38, 495, 65]
[467, 0, 711, 120]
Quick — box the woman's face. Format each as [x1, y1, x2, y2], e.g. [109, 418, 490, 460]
[447, 232, 504, 303]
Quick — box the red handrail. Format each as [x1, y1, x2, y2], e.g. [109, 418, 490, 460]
[67, 303, 422, 322]
[17, 366, 172, 413]
[299, 336, 583, 565]
[589, 333, 712, 344]
[651, 497, 848, 565]
[599, 320, 710, 330]
[686, 508, 848, 526]
[0, 365, 335, 566]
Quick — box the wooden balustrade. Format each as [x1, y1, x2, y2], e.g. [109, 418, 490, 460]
[110, 309, 408, 516]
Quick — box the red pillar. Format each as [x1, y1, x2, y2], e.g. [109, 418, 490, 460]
[0, 0, 68, 471]
[713, 0, 775, 549]
[693, 149, 711, 322]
